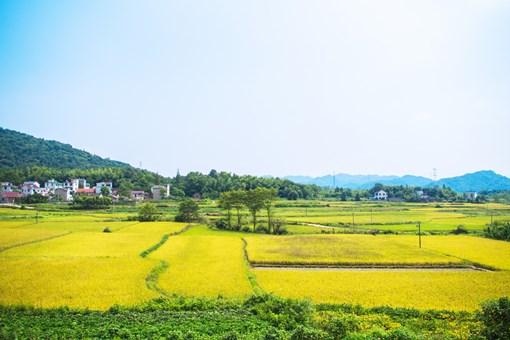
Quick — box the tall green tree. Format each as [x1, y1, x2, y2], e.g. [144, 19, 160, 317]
[244, 188, 265, 231]
[218, 191, 234, 229]
[138, 202, 158, 221]
[260, 188, 278, 233]
[175, 198, 200, 223]
[230, 190, 246, 230]
[100, 186, 111, 197]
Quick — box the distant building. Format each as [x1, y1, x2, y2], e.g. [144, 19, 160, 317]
[44, 179, 63, 190]
[78, 178, 89, 189]
[76, 188, 96, 196]
[64, 179, 80, 192]
[464, 192, 478, 200]
[416, 190, 430, 201]
[151, 184, 169, 200]
[373, 190, 388, 201]
[55, 188, 73, 201]
[1, 182, 15, 192]
[1, 191, 22, 203]
[21, 182, 40, 196]
[95, 182, 113, 194]
[131, 190, 146, 200]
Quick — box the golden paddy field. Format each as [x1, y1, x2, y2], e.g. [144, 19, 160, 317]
[0, 202, 509, 311]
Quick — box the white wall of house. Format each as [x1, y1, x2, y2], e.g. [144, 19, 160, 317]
[64, 179, 79, 192]
[374, 190, 388, 200]
[1, 182, 15, 192]
[95, 182, 113, 194]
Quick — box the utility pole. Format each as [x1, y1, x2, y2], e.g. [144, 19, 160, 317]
[490, 210, 493, 226]
[371, 208, 373, 224]
[417, 222, 422, 248]
[36, 210, 39, 224]
[352, 211, 355, 228]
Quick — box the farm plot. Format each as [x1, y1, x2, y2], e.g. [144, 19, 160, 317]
[286, 210, 465, 226]
[0, 226, 171, 258]
[0, 227, 69, 251]
[149, 234, 253, 297]
[253, 269, 510, 311]
[0, 257, 158, 310]
[245, 235, 464, 267]
[422, 236, 510, 270]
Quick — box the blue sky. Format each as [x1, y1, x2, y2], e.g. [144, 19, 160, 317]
[1, 0, 509, 179]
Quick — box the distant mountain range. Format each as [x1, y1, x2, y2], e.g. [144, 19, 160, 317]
[0, 127, 130, 169]
[285, 171, 510, 193]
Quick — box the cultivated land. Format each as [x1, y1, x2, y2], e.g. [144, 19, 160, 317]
[0, 201, 509, 313]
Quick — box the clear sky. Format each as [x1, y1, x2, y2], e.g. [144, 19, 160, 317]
[1, 0, 509, 179]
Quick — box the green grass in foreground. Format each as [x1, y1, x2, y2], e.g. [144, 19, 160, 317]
[2, 294, 505, 339]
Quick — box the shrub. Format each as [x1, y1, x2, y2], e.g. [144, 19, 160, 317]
[256, 225, 269, 234]
[138, 202, 158, 222]
[484, 221, 510, 241]
[214, 219, 228, 230]
[450, 225, 469, 235]
[244, 294, 312, 330]
[290, 325, 327, 339]
[478, 297, 510, 339]
[103, 227, 112, 233]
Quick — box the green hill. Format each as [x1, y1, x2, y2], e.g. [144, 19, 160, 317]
[0, 127, 130, 169]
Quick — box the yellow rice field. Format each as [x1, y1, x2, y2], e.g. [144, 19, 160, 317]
[1, 204, 509, 312]
[149, 235, 253, 297]
[0, 227, 69, 251]
[422, 236, 510, 270]
[245, 235, 464, 266]
[0, 257, 158, 310]
[253, 269, 510, 311]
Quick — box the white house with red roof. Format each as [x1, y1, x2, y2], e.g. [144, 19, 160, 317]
[21, 182, 40, 196]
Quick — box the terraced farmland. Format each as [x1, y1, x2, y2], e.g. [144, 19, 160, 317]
[0, 202, 509, 313]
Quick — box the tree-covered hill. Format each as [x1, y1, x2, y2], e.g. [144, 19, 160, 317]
[0, 127, 130, 169]
[437, 170, 510, 193]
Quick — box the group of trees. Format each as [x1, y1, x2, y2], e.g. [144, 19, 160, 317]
[324, 183, 464, 202]
[218, 188, 279, 233]
[169, 170, 320, 201]
[72, 196, 112, 209]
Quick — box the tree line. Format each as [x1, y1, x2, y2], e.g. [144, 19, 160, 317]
[0, 166, 321, 200]
[2, 166, 479, 203]
[218, 188, 280, 233]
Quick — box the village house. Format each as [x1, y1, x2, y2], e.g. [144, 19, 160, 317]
[0, 191, 22, 203]
[95, 181, 113, 194]
[131, 190, 146, 200]
[151, 184, 170, 200]
[464, 192, 478, 200]
[64, 179, 80, 192]
[55, 188, 73, 201]
[21, 182, 41, 196]
[76, 188, 96, 196]
[373, 189, 388, 201]
[1, 182, 16, 192]
[44, 179, 63, 190]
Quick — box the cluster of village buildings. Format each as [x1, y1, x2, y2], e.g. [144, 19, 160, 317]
[0, 179, 169, 204]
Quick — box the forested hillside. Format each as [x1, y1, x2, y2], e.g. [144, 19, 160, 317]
[0, 127, 129, 169]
